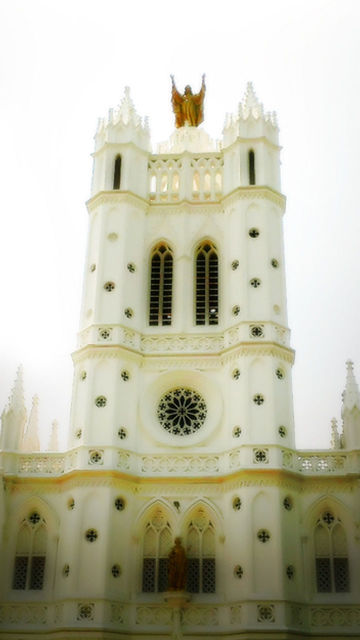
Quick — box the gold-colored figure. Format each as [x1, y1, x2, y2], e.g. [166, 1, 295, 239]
[168, 537, 187, 591]
[171, 75, 206, 128]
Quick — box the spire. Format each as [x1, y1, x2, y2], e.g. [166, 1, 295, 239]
[115, 86, 140, 127]
[240, 82, 264, 119]
[95, 86, 151, 152]
[8, 365, 26, 413]
[342, 360, 360, 412]
[0, 366, 27, 451]
[48, 419, 59, 451]
[222, 82, 278, 148]
[22, 394, 40, 452]
[341, 360, 360, 450]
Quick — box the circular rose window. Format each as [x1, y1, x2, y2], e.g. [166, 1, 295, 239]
[157, 388, 207, 436]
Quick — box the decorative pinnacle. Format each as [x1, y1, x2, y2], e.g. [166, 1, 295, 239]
[22, 394, 40, 451]
[48, 419, 59, 451]
[244, 82, 261, 109]
[342, 360, 360, 413]
[234, 81, 277, 128]
[8, 365, 26, 413]
[330, 417, 341, 449]
[238, 82, 263, 120]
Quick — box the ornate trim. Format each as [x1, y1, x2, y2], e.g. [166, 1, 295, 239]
[86, 190, 149, 213]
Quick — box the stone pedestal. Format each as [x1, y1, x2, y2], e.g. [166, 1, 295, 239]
[163, 591, 190, 639]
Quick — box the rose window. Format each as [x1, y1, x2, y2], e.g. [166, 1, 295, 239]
[157, 388, 207, 436]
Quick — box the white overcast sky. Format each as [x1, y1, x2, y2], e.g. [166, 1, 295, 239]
[0, 0, 359, 449]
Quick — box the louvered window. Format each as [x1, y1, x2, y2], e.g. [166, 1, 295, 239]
[149, 244, 173, 326]
[195, 242, 218, 325]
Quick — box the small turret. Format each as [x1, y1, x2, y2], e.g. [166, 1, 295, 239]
[0, 366, 27, 451]
[341, 360, 360, 449]
[222, 82, 281, 193]
[223, 82, 278, 146]
[22, 394, 40, 452]
[91, 87, 151, 197]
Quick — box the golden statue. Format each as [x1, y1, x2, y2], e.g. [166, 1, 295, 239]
[171, 75, 206, 128]
[168, 537, 187, 591]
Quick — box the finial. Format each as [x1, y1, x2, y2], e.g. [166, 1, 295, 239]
[8, 365, 26, 412]
[342, 359, 360, 413]
[22, 394, 40, 452]
[48, 419, 59, 451]
[330, 417, 341, 449]
[238, 82, 264, 121]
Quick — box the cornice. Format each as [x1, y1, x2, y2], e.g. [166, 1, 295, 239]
[222, 186, 286, 211]
[92, 141, 150, 158]
[86, 191, 149, 214]
[223, 135, 281, 153]
[4, 467, 358, 495]
[86, 186, 285, 216]
[72, 341, 294, 367]
[148, 200, 222, 215]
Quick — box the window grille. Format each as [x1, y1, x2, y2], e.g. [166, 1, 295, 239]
[248, 150, 255, 185]
[195, 242, 219, 325]
[12, 556, 28, 590]
[314, 513, 349, 593]
[185, 509, 216, 593]
[113, 155, 121, 189]
[149, 244, 173, 326]
[142, 510, 172, 592]
[12, 516, 47, 590]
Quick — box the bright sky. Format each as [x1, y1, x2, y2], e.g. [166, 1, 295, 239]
[0, 0, 359, 450]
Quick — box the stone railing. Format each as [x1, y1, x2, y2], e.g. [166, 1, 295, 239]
[0, 599, 359, 633]
[148, 154, 223, 204]
[1, 446, 359, 479]
[77, 321, 291, 353]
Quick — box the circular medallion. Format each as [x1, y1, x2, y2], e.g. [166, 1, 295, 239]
[157, 388, 207, 436]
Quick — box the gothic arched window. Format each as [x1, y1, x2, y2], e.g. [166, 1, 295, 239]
[248, 149, 255, 185]
[195, 241, 219, 325]
[12, 512, 47, 590]
[149, 244, 173, 326]
[314, 511, 349, 593]
[113, 155, 122, 190]
[185, 508, 216, 593]
[142, 509, 172, 592]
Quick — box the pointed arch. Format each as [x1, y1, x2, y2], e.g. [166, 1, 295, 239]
[314, 509, 350, 593]
[182, 504, 216, 593]
[113, 155, 122, 190]
[248, 149, 255, 185]
[12, 511, 47, 590]
[141, 505, 173, 593]
[195, 240, 219, 326]
[149, 243, 173, 326]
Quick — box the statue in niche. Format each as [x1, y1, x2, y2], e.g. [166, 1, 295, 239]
[168, 537, 187, 590]
[171, 75, 206, 128]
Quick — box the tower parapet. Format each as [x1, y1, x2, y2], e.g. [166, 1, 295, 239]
[223, 82, 278, 146]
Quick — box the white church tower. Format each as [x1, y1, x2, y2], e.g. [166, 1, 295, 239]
[0, 80, 359, 639]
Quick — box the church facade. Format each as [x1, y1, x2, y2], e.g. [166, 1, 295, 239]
[0, 82, 359, 639]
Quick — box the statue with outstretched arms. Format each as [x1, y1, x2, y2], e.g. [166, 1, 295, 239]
[171, 75, 206, 128]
